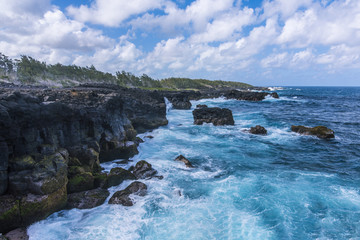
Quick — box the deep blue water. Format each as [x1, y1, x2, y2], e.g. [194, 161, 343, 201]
[28, 87, 360, 239]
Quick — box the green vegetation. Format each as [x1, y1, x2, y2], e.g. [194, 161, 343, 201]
[0, 53, 252, 90]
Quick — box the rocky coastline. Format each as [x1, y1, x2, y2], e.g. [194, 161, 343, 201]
[0, 83, 279, 235]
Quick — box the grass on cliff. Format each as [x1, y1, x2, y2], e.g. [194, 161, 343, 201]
[0, 52, 252, 90]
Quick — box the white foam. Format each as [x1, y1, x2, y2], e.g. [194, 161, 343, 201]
[268, 87, 284, 91]
[164, 97, 173, 112]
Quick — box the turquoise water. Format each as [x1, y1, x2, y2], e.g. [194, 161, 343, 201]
[28, 87, 360, 239]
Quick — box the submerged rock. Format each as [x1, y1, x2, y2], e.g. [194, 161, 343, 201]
[192, 107, 234, 126]
[249, 125, 267, 135]
[132, 160, 158, 179]
[67, 188, 110, 209]
[291, 125, 335, 139]
[175, 155, 194, 168]
[108, 181, 147, 206]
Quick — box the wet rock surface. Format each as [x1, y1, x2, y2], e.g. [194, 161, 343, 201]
[67, 188, 110, 209]
[291, 125, 335, 139]
[108, 181, 147, 206]
[193, 107, 234, 126]
[175, 155, 194, 168]
[4, 228, 29, 240]
[249, 125, 268, 135]
[132, 160, 158, 179]
[107, 168, 136, 188]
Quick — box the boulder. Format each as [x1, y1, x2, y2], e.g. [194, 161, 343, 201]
[175, 155, 194, 168]
[291, 125, 335, 139]
[249, 125, 267, 135]
[4, 228, 29, 240]
[107, 168, 135, 188]
[132, 160, 157, 179]
[108, 181, 147, 206]
[192, 107, 234, 126]
[67, 188, 110, 209]
[270, 92, 279, 98]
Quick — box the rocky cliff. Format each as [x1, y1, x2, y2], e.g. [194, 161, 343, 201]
[0, 84, 168, 233]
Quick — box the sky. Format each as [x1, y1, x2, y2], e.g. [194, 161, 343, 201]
[0, 0, 359, 86]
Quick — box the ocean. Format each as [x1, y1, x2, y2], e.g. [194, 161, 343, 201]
[28, 87, 360, 240]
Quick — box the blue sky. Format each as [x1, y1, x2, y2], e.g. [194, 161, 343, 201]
[0, 0, 359, 86]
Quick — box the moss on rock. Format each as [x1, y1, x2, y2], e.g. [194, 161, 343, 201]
[67, 172, 94, 193]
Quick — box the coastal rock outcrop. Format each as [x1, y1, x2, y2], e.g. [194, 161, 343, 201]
[223, 90, 269, 101]
[249, 125, 267, 135]
[132, 160, 158, 179]
[175, 155, 194, 168]
[193, 107, 234, 126]
[291, 125, 335, 139]
[0, 84, 168, 233]
[108, 181, 147, 206]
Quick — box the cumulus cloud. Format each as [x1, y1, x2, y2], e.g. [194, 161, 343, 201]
[0, 0, 360, 84]
[67, 0, 165, 27]
[278, 0, 360, 47]
[130, 0, 235, 34]
[189, 7, 256, 43]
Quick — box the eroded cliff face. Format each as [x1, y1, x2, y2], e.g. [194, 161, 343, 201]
[0, 84, 168, 233]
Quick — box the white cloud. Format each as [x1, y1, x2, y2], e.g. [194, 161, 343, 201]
[130, 0, 235, 34]
[261, 52, 289, 68]
[278, 0, 360, 47]
[189, 7, 255, 43]
[67, 0, 165, 27]
[0, 8, 113, 61]
[262, 0, 312, 19]
[1, 0, 360, 85]
[316, 44, 360, 68]
[0, 0, 51, 17]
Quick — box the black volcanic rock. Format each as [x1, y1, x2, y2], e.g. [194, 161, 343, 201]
[249, 125, 267, 135]
[132, 160, 157, 179]
[108, 181, 147, 206]
[270, 92, 279, 98]
[0, 84, 169, 232]
[174, 155, 194, 168]
[107, 167, 136, 188]
[67, 188, 110, 209]
[196, 104, 207, 108]
[291, 125, 335, 139]
[193, 107, 234, 126]
[223, 90, 268, 101]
